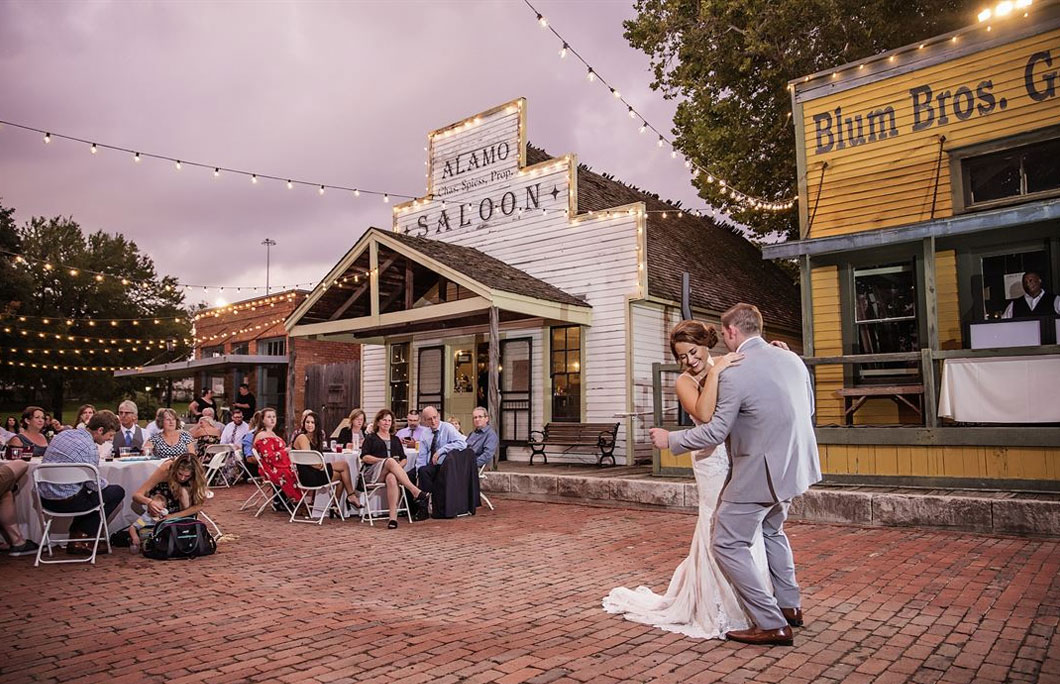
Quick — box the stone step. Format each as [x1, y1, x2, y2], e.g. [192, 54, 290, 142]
[480, 470, 1060, 537]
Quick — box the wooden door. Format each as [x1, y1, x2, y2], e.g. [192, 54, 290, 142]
[304, 361, 360, 435]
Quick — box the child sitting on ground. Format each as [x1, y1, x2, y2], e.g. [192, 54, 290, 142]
[129, 493, 168, 553]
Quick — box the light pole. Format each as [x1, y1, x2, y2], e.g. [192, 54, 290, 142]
[262, 238, 277, 294]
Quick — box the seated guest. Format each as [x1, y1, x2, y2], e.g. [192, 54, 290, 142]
[189, 407, 222, 457]
[361, 409, 428, 529]
[148, 408, 196, 458]
[0, 419, 14, 447]
[3, 416, 17, 434]
[38, 410, 123, 555]
[253, 408, 302, 504]
[395, 409, 431, 451]
[220, 408, 250, 447]
[467, 406, 499, 469]
[129, 453, 208, 553]
[143, 408, 167, 442]
[241, 410, 262, 477]
[112, 400, 145, 454]
[42, 413, 62, 440]
[0, 459, 39, 556]
[290, 411, 359, 514]
[414, 406, 466, 520]
[7, 406, 50, 457]
[75, 404, 96, 430]
[448, 416, 464, 436]
[1002, 271, 1060, 319]
[187, 388, 216, 424]
[335, 408, 368, 450]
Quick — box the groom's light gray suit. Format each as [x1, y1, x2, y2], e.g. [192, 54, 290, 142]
[668, 336, 821, 631]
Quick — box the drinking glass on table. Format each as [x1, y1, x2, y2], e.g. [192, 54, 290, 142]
[119, 447, 132, 458]
[142, 440, 154, 457]
[8, 446, 22, 460]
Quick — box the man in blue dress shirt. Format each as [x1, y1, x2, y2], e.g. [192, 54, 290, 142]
[415, 406, 466, 520]
[466, 407, 499, 469]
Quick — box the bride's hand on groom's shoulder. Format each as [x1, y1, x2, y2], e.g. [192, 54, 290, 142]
[712, 352, 744, 374]
[769, 340, 791, 351]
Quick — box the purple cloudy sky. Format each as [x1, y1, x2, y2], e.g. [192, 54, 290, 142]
[0, 0, 717, 308]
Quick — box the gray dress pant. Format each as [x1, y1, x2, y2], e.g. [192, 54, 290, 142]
[712, 500, 800, 631]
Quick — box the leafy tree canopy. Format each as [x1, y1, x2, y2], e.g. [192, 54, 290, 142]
[0, 201, 192, 415]
[624, 0, 979, 240]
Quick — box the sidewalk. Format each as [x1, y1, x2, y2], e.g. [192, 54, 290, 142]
[2, 487, 1058, 684]
[486, 463, 1060, 536]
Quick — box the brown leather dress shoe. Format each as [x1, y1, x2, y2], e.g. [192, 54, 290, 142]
[782, 607, 804, 627]
[725, 625, 794, 646]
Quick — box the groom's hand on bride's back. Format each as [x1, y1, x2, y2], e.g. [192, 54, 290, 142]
[649, 428, 669, 450]
[769, 340, 791, 351]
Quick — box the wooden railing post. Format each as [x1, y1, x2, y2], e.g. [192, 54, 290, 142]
[921, 348, 938, 428]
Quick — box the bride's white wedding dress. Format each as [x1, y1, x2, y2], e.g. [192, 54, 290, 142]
[602, 437, 770, 639]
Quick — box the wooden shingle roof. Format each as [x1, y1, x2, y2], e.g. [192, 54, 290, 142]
[526, 146, 801, 332]
[382, 230, 590, 309]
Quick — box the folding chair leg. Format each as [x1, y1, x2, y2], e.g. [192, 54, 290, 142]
[481, 492, 495, 511]
[402, 488, 413, 523]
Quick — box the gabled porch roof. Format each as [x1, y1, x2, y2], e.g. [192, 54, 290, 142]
[286, 227, 591, 341]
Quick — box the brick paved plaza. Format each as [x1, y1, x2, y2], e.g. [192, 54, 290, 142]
[3, 488, 1059, 684]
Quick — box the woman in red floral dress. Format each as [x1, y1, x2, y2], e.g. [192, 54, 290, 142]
[252, 408, 302, 503]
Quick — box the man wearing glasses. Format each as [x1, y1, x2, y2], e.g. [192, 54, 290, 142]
[111, 400, 145, 455]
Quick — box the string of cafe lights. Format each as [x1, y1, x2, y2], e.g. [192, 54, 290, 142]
[9, 342, 174, 354]
[5, 358, 137, 373]
[792, 0, 1035, 86]
[2, 249, 317, 296]
[193, 315, 288, 344]
[192, 292, 300, 320]
[521, 0, 795, 212]
[3, 328, 187, 346]
[0, 120, 416, 205]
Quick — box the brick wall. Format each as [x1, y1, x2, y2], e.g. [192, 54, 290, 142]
[190, 290, 360, 427]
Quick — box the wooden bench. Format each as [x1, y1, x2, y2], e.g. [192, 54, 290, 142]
[835, 384, 925, 424]
[528, 422, 620, 467]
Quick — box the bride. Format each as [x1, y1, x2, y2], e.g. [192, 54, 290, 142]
[603, 319, 770, 639]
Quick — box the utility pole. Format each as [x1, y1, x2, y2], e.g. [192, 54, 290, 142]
[262, 238, 277, 294]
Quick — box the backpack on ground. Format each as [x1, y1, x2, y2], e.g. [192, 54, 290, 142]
[142, 516, 216, 560]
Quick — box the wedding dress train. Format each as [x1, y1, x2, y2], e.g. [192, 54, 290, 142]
[602, 442, 770, 639]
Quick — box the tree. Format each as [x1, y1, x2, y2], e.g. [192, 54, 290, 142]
[0, 202, 192, 419]
[624, 0, 979, 241]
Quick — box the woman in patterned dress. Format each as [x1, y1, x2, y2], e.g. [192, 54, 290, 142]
[148, 408, 195, 458]
[253, 408, 302, 503]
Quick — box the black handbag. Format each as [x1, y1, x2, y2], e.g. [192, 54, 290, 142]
[142, 516, 216, 560]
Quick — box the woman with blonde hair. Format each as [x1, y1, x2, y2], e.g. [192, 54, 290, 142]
[336, 408, 367, 449]
[130, 452, 209, 553]
[147, 408, 195, 458]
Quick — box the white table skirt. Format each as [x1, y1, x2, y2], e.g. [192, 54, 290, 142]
[937, 355, 1060, 423]
[15, 458, 162, 543]
[309, 450, 416, 517]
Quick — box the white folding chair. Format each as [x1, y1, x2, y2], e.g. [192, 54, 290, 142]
[478, 463, 495, 511]
[32, 463, 112, 566]
[288, 450, 345, 525]
[354, 453, 412, 526]
[253, 450, 296, 518]
[238, 448, 270, 512]
[203, 444, 236, 488]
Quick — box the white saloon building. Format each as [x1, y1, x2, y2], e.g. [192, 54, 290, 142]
[286, 99, 800, 466]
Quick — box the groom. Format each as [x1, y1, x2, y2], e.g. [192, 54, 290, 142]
[650, 303, 821, 646]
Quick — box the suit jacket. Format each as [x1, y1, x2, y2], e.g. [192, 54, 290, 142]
[668, 336, 821, 503]
[112, 424, 145, 452]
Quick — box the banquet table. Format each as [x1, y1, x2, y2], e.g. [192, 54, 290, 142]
[937, 354, 1060, 423]
[310, 448, 419, 518]
[14, 457, 163, 543]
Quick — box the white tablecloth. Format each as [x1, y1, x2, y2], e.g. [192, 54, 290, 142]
[937, 355, 1060, 423]
[14, 459, 162, 543]
[309, 450, 417, 517]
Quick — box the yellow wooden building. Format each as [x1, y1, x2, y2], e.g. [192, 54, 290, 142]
[763, 3, 1060, 490]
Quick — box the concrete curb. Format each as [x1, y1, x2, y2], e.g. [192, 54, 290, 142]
[481, 471, 1060, 537]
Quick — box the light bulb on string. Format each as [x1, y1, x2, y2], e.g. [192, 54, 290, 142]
[175, 160, 182, 170]
[319, 185, 325, 195]
[640, 122, 647, 133]
[611, 87, 620, 98]
[90, 143, 97, 154]
[657, 136, 664, 148]
[287, 180, 293, 189]
[44, 132, 51, 143]
[354, 189, 360, 197]
[134, 152, 141, 162]
[384, 194, 390, 203]
[559, 43, 568, 58]
[628, 106, 635, 118]
[213, 168, 220, 177]
[537, 12, 547, 27]
[251, 174, 258, 184]
[586, 67, 595, 82]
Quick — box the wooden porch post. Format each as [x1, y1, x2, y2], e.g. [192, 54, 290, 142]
[922, 237, 939, 427]
[488, 306, 501, 468]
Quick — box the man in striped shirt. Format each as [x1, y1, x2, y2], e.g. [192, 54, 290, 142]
[39, 410, 122, 555]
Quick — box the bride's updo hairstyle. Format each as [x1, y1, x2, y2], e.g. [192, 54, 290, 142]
[669, 320, 718, 369]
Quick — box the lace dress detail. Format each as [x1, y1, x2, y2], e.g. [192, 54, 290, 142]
[602, 410, 770, 639]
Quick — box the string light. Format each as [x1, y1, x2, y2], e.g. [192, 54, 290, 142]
[559, 43, 568, 59]
[0, 120, 417, 202]
[521, 0, 795, 212]
[4, 358, 138, 373]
